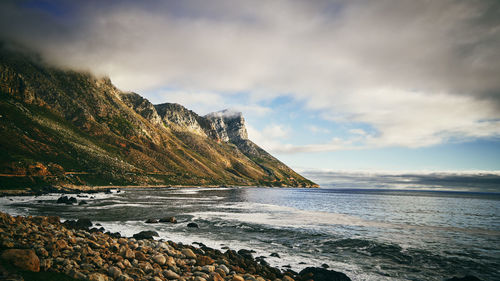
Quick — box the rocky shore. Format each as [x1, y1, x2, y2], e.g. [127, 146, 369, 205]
[0, 212, 351, 281]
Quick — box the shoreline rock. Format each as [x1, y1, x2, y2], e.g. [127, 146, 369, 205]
[1, 211, 355, 281]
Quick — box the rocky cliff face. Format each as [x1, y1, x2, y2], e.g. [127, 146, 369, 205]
[0, 46, 317, 190]
[154, 103, 207, 137]
[205, 110, 248, 143]
[119, 92, 162, 127]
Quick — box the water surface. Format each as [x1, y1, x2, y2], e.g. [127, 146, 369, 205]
[1, 187, 499, 281]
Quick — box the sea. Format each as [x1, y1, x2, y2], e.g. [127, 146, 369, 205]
[1, 172, 499, 281]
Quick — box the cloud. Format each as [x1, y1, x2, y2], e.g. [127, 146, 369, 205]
[309, 125, 331, 134]
[299, 169, 500, 192]
[1, 0, 499, 150]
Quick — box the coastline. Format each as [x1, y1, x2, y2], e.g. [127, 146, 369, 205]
[0, 211, 349, 281]
[0, 184, 319, 197]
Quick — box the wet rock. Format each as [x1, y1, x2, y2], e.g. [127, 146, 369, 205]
[1, 249, 40, 272]
[283, 276, 295, 281]
[238, 249, 255, 259]
[133, 230, 159, 240]
[187, 222, 199, 228]
[78, 200, 88, 205]
[445, 276, 481, 281]
[321, 263, 329, 268]
[56, 196, 77, 204]
[145, 219, 159, 223]
[63, 218, 92, 230]
[159, 216, 177, 223]
[298, 267, 352, 281]
[270, 252, 280, 258]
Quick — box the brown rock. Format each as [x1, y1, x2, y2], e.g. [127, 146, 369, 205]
[88, 272, 109, 281]
[47, 216, 60, 224]
[108, 266, 122, 279]
[135, 251, 147, 261]
[165, 256, 176, 266]
[197, 255, 214, 266]
[152, 254, 166, 265]
[164, 269, 181, 279]
[1, 249, 40, 272]
[56, 239, 68, 249]
[232, 275, 245, 281]
[124, 249, 135, 259]
[139, 261, 153, 273]
[209, 272, 224, 281]
[283, 276, 295, 281]
[182, 248, 197, 259]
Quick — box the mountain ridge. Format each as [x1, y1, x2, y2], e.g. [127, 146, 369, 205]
[0, 47, 317, 191]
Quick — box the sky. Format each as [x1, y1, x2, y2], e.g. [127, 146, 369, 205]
[1, 0, 499, 174]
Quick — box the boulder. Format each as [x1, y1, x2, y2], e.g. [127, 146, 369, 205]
[145, 219, 159, 223]
[270, 252, 280, 258]
[56, 196, 77, 204]
[164, 269, 181, 279]
[108, 266, 122, 279]
[152, 254, 166, 265]
[1, 249, 40, 272]
[187, 222, 199, 228]
[159, 216, 177, 223]
[182, 248, 197, 259]
[298, 267, 351, 281]
[132, 230, 159, 240]
[63, 218, 92, 230]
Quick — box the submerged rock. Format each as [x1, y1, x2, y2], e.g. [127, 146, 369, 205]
[56, 196, 77, 204]
[159, 216, 177, 223]
[187, 222, 199, 228]
[145, 219, 159, 223]
[298, 267, 351, 281]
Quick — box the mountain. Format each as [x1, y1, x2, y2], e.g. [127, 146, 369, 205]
[0, 46, 317, 192]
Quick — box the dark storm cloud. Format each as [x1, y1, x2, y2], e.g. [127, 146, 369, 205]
[1, 0, 499, 149]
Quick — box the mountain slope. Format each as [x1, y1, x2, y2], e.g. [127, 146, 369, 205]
[0, 47, 317, 191]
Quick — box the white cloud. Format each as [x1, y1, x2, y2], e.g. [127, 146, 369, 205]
[309, 125, 331, 134]
[1, 0, 499, 150]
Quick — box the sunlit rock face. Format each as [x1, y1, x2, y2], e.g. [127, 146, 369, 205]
[155, 103, 207, 137]
[120, 92, 162, 126]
